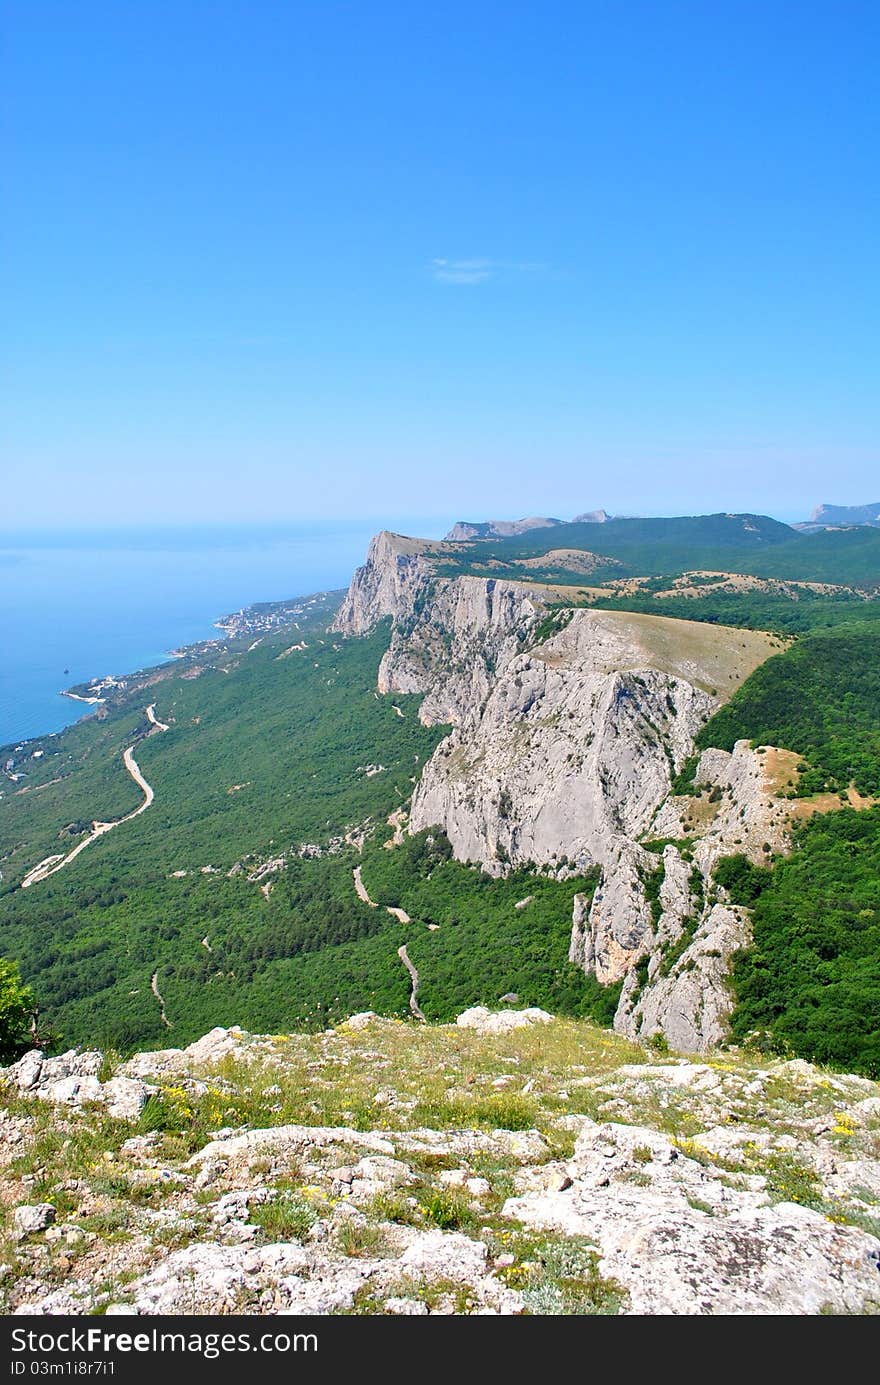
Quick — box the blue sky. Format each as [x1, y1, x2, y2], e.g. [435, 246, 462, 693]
[3, 1, 878, 528]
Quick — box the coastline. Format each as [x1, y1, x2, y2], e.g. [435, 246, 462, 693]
[60, 690, 106, 705]
[2, 588, 343, 758]
[0, 518, 419, 752]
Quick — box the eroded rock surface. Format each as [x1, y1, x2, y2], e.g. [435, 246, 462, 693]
[333, 530, 783, 1052]
[504, 1119, 880, 1315]
[2, 1017, 878, 1316]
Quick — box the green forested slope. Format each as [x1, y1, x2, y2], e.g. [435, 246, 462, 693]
[727, 809, 880, 1077]
[439, 513, 880, 586]
[0, 607, 599, 1050]
[696, 623, 880, 795]
[588, 588, 880, 636]
[0, 610, 437, 1046]
[694, 623, 880, 1076]
[727, 526, 880, 583]
[438, 513, 796, 580]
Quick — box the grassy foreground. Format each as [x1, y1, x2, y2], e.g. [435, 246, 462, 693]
[1, 1014, 878, 1315]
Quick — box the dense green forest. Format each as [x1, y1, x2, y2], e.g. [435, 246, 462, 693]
[587, 588, 880, 637]
[438, 513, 880, 586]
[437, 515, 803, 578]
[0, 603, 600, 1050]
[727, 525, 880, 584]
[2, 515, 879, 1073]
[695, 624, 880, 1076]
[724, 809, 880, 1078]
[696, 622, 880, 795]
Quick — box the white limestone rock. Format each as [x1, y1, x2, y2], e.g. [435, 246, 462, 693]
[14, 1205, 56, 1237]
[101, 1076, 151, 1120]
[503, 1120, 880, 1315]
[456, 1006, 553, 1035]
[2, 1049, 150, 1119]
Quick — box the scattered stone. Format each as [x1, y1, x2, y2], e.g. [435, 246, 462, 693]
[513, 1165, 573, 1194]
[397, 1231, 488, 1282]
[384, 1297, 428, 1315]
[14, 1205, 55, 1237]
[338, 1012, 379, 1032]
[465, 1177, 491, 1198]
[2, 1016, 879, 1318]
[455, 1006, 553, 1034]
[503, 1120, 880, 1315]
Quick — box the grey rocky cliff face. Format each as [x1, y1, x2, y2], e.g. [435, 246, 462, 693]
[332, 532, 780, 1054]
[409, 610, 715, 1000]
[410, 629, 709, 869]
[377, 576, 547, 727]
[331, 531, 437, 637]
[333, 530, 549, 726]
[614, 740, 794, 1051]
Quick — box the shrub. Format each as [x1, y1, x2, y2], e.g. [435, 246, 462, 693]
[251, 1193, 317, 1241]
[419, 1188, 474, 1231]
[0, 959, 35, 1062]
[713, 855, 772, 906]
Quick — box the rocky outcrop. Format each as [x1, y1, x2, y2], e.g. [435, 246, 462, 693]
[615, 739, 795, 1050]
[331, 531, 439, 637]
[4, 1049, 150, 1119]
[331, 531, 550, 726]
[443, 511, 613, 540]
[652, 740, 793, 863]
[407, 607, 736, 1002]
[808, 501, 880, 528]
[409, 610, 733, 875]
[400, 605, 784, 1045]
[332, 528, 781, 1053]
[444, 517, 564, 541]
[377, 576, 549, 727]
[455, 1006, 553, 1034]
[504, 1117, 880, 1315]
[3, 1017, 879, 1316]
[14, 1205, 55, 1238]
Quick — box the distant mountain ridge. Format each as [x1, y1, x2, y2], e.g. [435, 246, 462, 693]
[805, 502, 880, 529]
[445, 517, 563, 541]
[445, 509, 611, 541]
[450, 503, 880, 545]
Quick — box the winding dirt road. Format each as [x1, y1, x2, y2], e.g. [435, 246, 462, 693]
[352, 865, 378, 908]
[21, 705, 169, 889]
[151, 970, 172, 1028]
[145, 702, 169, 732]
[398, 945, 426, 1022]
[352, 866, 412, 923]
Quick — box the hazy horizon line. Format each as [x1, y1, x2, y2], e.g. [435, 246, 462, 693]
[0, 501, 868, 546]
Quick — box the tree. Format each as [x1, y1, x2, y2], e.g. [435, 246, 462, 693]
[0, 959, 35, 1062]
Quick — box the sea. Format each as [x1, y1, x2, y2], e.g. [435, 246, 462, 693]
[0, 519, 453, 748]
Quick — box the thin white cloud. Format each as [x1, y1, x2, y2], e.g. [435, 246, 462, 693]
[431, 257, 546, 285]
[432, 258, 494, 284]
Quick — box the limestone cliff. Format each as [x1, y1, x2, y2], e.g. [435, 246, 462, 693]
[331, 531, 439, 637]
[614, 740, 795, 1051]
[333, 530, 550, 725]
[333, 531, 781, 1054]
[444, 516, 564, 541]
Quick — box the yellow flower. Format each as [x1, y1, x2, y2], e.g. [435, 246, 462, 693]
[831, 1111, 855, 1136]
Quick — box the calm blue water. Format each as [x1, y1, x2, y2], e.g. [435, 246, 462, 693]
[0, 520, 451, 748]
